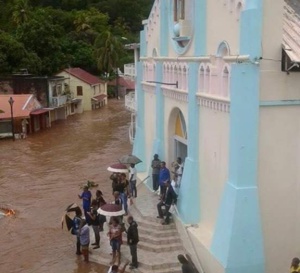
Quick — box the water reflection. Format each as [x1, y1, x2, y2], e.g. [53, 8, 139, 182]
[0, 100, 131, 273]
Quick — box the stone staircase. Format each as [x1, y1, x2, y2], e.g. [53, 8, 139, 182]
[90, 184, 185, 273]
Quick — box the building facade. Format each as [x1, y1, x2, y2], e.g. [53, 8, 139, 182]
[57, 68, 107, 111]
[132, 1, 300, 273]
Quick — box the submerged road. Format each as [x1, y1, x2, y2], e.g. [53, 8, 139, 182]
[0, 99, 131, 273]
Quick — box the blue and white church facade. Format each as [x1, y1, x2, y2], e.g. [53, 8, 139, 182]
[131, 0, 300, 272]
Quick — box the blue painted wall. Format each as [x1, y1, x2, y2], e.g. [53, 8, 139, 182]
[132, 30, 147, 172]
[147, 0, 169, 187]
[178, 62, 200, 224]
[178, 0, 206, 223]
[211, 1, 265, 272]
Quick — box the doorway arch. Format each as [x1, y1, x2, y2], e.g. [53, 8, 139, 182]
[168, 107, 188, 165]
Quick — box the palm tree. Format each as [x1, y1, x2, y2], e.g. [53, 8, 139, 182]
[94, 30, 124, 75]
[74, 12, 91, 33]
[12, 0, 30, 26]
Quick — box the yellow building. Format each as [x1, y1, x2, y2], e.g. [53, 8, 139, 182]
[57, 68, 107, 111]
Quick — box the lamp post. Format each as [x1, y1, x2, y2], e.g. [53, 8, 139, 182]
[8, 97, 15, 141]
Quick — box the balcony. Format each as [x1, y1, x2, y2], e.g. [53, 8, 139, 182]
[124, 63, 136, 78]
[52, 95, 67, 108]
[125, 92, 136, 112]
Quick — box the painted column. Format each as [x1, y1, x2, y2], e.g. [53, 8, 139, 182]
[211, 1, 265, 273]
[178, 0, 206, 223]
[147, 0, 169, 187]
[178, 62, 200, 224]
[133, 30, 147, 172]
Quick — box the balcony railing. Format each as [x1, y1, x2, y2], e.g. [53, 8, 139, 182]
[52, 95, 67, 107]
[124, 63, 136, 78]
[125, 92, 136, 112]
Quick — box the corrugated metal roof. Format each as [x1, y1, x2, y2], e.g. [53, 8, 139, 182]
[64, 68, 104, 86]
[283, 0, 300, 62]
[0, 94, 42, 119]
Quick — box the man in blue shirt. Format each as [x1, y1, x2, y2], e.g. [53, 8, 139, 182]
[158, 161, 170, 197]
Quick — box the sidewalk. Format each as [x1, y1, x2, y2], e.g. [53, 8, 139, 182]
[89, 182, 184, 273]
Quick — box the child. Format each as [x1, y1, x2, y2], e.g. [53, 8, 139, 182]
[291, 257, 300, 273]
[79, 219, 90, 262]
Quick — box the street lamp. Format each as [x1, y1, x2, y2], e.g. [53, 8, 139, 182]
[8, 97, 15, 141]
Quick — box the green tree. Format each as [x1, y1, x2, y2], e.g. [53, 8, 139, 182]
[12, 0, 30, 26]
[0, 30, 41, 74]
[94, 30, 124, 75]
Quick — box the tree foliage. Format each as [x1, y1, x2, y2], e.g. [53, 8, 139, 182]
[0, 0, 154, 76]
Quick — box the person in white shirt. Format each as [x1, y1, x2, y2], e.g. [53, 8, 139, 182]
[129, 164, 137, 198]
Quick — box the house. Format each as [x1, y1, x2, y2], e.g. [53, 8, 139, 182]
[108, 76, 135, 98]
[131, 1, 300, 273]
[57, 68, 107, 111]
[0, 94, 50, 138]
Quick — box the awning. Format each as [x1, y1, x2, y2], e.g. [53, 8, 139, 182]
[30, 109, 50, 115]
[72, 98, 82, 104]
[92, 94, 107, 102]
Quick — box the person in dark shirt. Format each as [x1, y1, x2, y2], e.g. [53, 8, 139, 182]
[157, 180, 177, 225]
[87, 199, 100, 249]
[96, 190, 106, 208]
[151, 154, 161, 191]
[72, 208, 82, 255]
[126, 216, 139, 269]
[178, 254, 195, 273]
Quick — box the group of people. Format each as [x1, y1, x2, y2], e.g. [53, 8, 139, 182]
[72, 177, 139, 271]
[152, 154, 184, 194]
[110, 164, 137, 215]
[151, 154, 184, 225]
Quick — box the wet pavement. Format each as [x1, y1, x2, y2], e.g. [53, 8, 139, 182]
[0, 99, 131, 273]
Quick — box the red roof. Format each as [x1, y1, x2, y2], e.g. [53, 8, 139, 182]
[92, 94, 107, 102]
[108, 76, 135, 90]
[30, 109, 50, 115]
[0, 95, 42, 120]
[64, 68, 104, 86]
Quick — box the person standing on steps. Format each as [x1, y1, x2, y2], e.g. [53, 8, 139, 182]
[177, 254, 195, 273]
[78, 185, 92, 222]
[79, 219, 90, 262]
[87, 199, 100, 249]
[119, 173, 130, 215]
[151, 154, 161, 192]
[158, 161, 170, 198]
[108, 216, 122, 266]
[126, 216, 139, 269]
[72, 208, 82, 255]
[129, 164, 137, 198]
[157, 180, 177, 225]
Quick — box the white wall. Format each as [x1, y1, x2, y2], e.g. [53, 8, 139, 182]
[143, 89, 156, 168]
[199, 106, 230, 235]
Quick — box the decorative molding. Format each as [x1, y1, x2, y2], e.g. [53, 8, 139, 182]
[162, 86, 188, 102]
[140, 56, 212, 62]
[196, 93, 230, 112]
[141, 82, 156, 94]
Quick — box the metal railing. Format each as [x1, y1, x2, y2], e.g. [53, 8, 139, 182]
[125, 92, 136, 112]
[52, 95, 67, 107]
[124, 63, 136, 78]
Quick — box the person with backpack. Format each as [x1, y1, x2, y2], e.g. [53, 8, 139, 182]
[87, 199, 100, 249]
[157, 180, 177, 225]
[72, 208, 82, 255]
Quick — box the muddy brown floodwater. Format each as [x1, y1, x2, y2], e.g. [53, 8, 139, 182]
[0, 100, 131, 273]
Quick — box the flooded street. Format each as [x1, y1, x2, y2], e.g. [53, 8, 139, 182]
[0, 100, 131, 273]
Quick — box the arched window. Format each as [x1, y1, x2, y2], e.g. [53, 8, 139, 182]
[199, 65, 205, 92]
[205, 66, 211, 93]
[222, 66, 230, 97]
[236, 2, 243, 21]
[174, 0, 185, 21]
